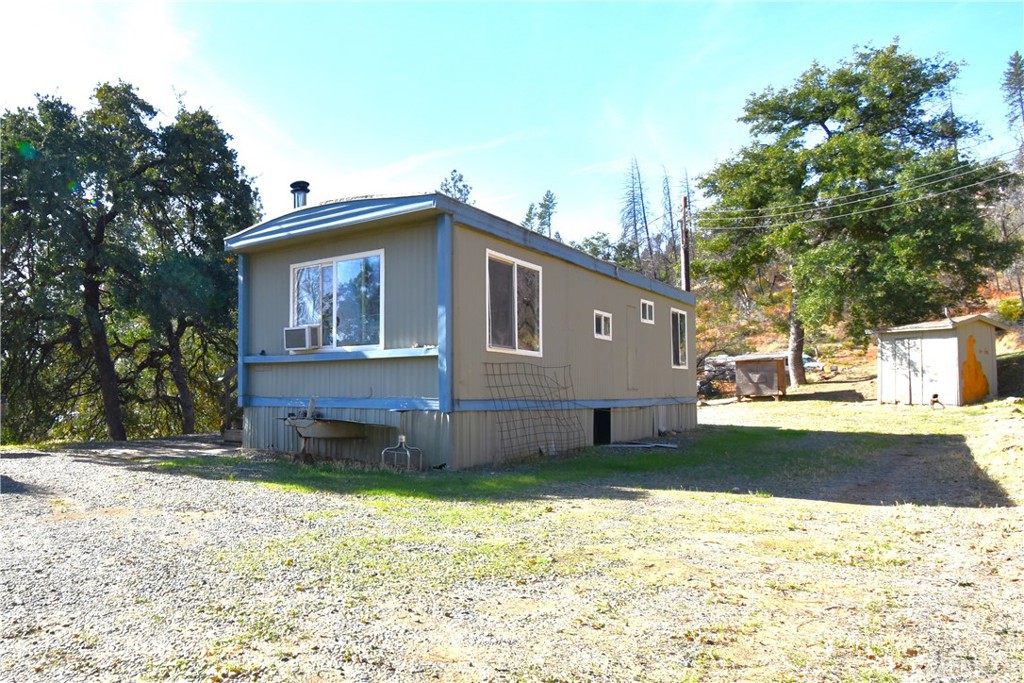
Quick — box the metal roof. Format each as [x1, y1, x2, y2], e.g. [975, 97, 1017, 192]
[873, 314, 1011, 335]
[225, 192, 697, 306]
[731, 352, 789, 362]
[225, 193, 449, 252]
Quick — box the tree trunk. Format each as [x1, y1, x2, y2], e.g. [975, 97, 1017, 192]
[787, 297, 807, 388]
[219, 363, 239, 432]
[1015, 269, 1024, 316]
[83, 277, 127, 441]
[166, 319, 196, 434]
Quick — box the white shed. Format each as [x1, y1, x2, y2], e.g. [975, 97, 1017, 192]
[874, 314, 1009, 407]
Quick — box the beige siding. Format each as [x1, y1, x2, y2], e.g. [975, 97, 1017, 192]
[246, 218, 438, 356]
[449, 226, 697, 404]
[610, 404, 696, 442]
[247, 357, 438, 400]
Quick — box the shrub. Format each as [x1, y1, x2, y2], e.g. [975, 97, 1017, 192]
[996, 297, 1023, 323]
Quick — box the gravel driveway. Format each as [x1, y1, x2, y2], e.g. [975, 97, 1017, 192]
[2, 430, 1022, 682]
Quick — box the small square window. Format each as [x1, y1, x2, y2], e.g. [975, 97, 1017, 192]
[641, 299, 655, 324]
[594, 310, 612, 340]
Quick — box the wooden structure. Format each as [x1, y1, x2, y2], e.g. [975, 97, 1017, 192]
[225, 191, 698, 469]
[733, 353, 788, 400]
[874, 314, 1009, 406]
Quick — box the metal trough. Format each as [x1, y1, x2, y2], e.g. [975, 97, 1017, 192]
[282, 397, 367, 463]
[284, 416, 367, 440]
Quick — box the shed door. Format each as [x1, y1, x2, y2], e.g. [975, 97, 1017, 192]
[891, 336, 924, 404]
[923, 335, 958, 406]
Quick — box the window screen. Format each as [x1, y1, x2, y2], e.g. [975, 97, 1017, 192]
[671, 309, 688, 368]
[291, 251, 382, 349]
[488, 252, 541, 354]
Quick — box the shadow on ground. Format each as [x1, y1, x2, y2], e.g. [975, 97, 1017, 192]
[24, 422, 1013, 509]
[783, 388, 867, 402]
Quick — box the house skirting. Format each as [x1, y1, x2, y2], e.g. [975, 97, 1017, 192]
[242, 401, 697, 470]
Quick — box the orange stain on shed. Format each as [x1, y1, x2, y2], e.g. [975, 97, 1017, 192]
[960, 335, 990, 404]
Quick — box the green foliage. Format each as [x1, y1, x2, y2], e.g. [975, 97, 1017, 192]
[522, 190, 557, 237]
[1003, 51, 1024, 138]
[522, 202, 537, 230]
[438, 168, 472, 203]
[996, 297, 1023, 323]
[1, 82, 259, 442]
[570, 232, 642, 271]
[697, 42, 1012, 341]
[537, 189, 557, 237]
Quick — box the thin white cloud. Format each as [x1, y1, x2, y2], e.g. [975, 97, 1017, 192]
[345, 132, 531, 182]
[1, 1, 195, 114]
[245, 130, 543, 219]
[569, 157, 631, 177]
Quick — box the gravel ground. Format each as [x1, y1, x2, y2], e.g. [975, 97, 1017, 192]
[2, 430, 1023, 683]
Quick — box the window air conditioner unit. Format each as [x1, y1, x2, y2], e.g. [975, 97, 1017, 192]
[284, 325, 321, 352]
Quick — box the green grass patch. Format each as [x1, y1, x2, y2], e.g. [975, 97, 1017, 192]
[229, 526, 571, 590]
[148, 423, 900, 504]
[154, 455, 251, 470]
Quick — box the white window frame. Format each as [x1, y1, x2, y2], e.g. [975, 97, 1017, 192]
[640, 299, 655, 324]
[670, 308, 688, 369]
[290, 248, 384, 351]
[594, 309, 613, 340]
[485, 249, 543, 356]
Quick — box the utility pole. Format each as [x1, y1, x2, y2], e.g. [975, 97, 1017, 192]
[680, 195, 691, 291]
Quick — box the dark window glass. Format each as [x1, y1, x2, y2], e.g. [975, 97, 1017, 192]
[672, 310, 687, 367]
[488, 258, 515, 349]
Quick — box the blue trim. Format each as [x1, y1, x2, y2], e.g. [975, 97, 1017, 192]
[237, 254, 250, 408]
[454, 397, 698, 411]
[251, 396, 440, 411]
[249, 396, 693, 412]
[437, 213, 454, 413]
[243, 347, 438, 364]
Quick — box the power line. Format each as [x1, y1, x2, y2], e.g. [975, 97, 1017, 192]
[695, 171, 1018, 232]
[698, 163, 1013, 227]
[696, 148, 1020, 219]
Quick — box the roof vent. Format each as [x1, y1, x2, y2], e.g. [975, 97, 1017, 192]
[290, 180, 310, 208]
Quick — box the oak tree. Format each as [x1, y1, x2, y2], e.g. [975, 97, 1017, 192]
[697, 42, 1012, 385]
[1, 82, 259, 441]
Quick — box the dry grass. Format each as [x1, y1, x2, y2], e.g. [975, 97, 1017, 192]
[216, 386, 1023, 681]
[4, 374, 1024, 682]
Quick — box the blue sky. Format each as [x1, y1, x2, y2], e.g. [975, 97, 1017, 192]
[3, 1, 1021, 243]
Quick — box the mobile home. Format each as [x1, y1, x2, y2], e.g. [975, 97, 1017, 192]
[225, 190, 698, 469]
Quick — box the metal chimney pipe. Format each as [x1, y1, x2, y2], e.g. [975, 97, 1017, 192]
[290, 180, 310, 208]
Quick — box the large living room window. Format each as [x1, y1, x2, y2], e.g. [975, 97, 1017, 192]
[292, 250, 383, 349]
[487, 250, 541, 355]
